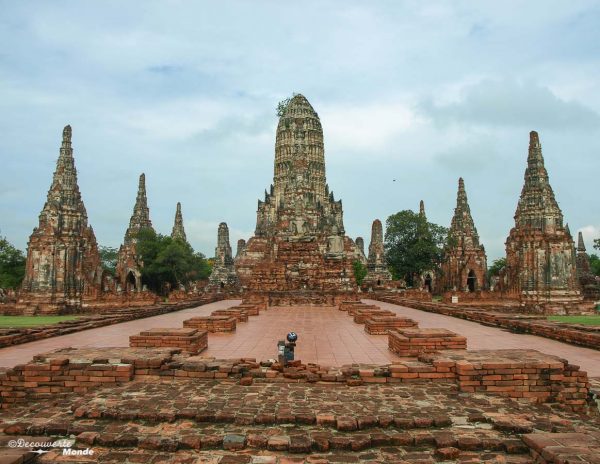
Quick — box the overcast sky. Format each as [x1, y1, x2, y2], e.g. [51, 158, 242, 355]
[1, 1, 599, 261]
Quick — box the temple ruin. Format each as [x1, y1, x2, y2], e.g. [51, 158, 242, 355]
[170, 202, 187, 242]
[504, 131, 583, 309]
[17, 126, 103, 314]
[235, 94, 359, 303]
[362, 219, 392, 289]
[115, 173, 154, 293]
[439, 178, 488, 292]
[206, 222, 239, 291]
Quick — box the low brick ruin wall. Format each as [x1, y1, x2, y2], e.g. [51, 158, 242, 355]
[364, 316, 418, 334]
[353, 308, 395, 324]
[0, 295, 225, 349]
[0, 347, 590, 413]
[373, 295, 600, 350]
[211, 308, 249, 323]
[129, 328, 208, 354]
[183, 315, 237, 333]
[424, 350, 590, 410]
[389, 328, 467, 357]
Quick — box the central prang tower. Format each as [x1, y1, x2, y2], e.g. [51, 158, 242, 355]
[255, 94, 344, 238]
[236, 94, 358, 303]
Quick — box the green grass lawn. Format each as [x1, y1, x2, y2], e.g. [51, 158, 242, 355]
[0, 315, 80, 328]
[547, 315, 600, 326]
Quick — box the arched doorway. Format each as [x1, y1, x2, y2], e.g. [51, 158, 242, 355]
[424, 274, 432, 292]
[126, 271, 137, 293]
[467, 270, 477, 292]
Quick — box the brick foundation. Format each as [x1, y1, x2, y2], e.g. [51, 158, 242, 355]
[364, 316, 418, 334]
[211, 308, 249, 323]
[129, 328, 208, 354]
[389, 328, 467, 357]
[353, 309, 395, 324]
[183, 315, 236, 333]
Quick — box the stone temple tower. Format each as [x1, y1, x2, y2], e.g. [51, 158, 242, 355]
[363, 219, 392, 288]
[236, 94, 358, 302]
[18, 125, 103, 314]
[171, 202, 187, 242]
[440, 178, 488, 292]
[115, 173, 154, 292]
[355, 237, 367, 265]
[504, 131, 582, 309]
[207, 222, 239, 290]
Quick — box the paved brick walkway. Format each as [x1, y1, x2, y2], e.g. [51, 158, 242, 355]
[366, 299, 600, 377]
[1, 299, 599, 376]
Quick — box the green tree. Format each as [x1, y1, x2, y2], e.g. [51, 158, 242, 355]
[487, 257, 507, 279]
[594, 238, 600, 251]
[384, 210, 448, 286]
[352, 260, 367, 286]
[589, 254, 600, 277]
[0, 235, 26, 289]
[99, 246, 118, 276]
[135, 228, 211, 295]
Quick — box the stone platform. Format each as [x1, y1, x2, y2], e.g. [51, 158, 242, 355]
[183, 315, 237, 333]
[365, 315, 418, 334]
[129, 328, 208, 354]
[0, 346, 597, 463]
[389, 328, 468, 357]
[211, 308, 249, 323]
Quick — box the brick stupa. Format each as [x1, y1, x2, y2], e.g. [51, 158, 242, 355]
[439, 178, 488, 292]
[235, 94, 359, 304]
[115, 173, 154, 292]
[504, 131, 582, 309]
[18, 125, 103, 314]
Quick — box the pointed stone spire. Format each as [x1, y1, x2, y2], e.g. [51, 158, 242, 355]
[356, 237, 365, 256]
[449, 177, 480, 247]
[515, 131, 564, 231]
[363, 219, 392, 287]
[124, 173, 153, 244]
[235, 239, 246, 258]
[207, 222, 239, 290]
[20, 125, 101, 311]
[171, 202, 187, 242]
[419, 200, 426, 219]
[577, 231, 586, 253]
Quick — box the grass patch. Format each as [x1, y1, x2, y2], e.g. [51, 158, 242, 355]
[0, 315, 80, 328]
[547, 315, 600, 326]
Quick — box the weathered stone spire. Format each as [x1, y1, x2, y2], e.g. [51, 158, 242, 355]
[171, 202, 187, 242]
[504, 131, 581, 306]
[440, 178, 487, 292]
[124, 173, 153, 244]
[235, 239, 246, 258]
[19, 125, 102, 312]
[356, 237, 365, 255]
[363, 219, 392, 288]
[449, 177, 480, 247]
[577, 231, 586, 252]
[514, 131, 564, 232]
[207, 222, 239, 290]
[419, 200, 426, 219]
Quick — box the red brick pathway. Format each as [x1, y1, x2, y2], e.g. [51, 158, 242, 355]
[366, 299, 600, 377]
[1, 299, 599, 376]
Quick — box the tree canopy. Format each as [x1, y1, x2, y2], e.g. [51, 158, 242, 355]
[487, 257, 507, 279]
[589, 254, 600, 277]
[0, 235, 26, 289]
[384, 210, 447, 286]
[135, 228, 211, 295]
[99, 246, 118, 276]
[352, 260, 367, 286]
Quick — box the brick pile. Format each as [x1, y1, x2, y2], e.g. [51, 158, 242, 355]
[352, 308, 395, 324]
[210, 308, 249, 322]
[129, 328, 208, 354]
[183, 315, 237, 333]
[389, 328, 467, 357]
[364, 315, 418, 334]
[427, 349, 590, 409]
[373, 294, 600, 350]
